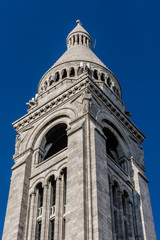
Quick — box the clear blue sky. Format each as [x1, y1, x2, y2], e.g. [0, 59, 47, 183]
[0, 0, 160, 238]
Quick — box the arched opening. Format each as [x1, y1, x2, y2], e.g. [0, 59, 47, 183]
[38, 123, 68, 163]
[35, 183, 43, 239]
[62, 69, 67, 79]
[54, 72, 60, 82]
[101, 73, 105, 82]
[77, 67, 83, 76]
[69, 68, 75, 77]
[77, 35, 79, 45]
[82, 35, 84, 45]
[73, 35, 75, 45]
[107, 77, 111, 87]
[93, 70, 98, 80]
[103, 128, 119, 162]
[49, 75, 54, 86]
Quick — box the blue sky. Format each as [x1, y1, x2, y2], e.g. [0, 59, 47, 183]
[0, 0, 160, 238]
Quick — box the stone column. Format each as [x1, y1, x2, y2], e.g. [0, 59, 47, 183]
[87, 38, 89, 46]
[45, 181, 52, 239]
[32, 189, 39, 240]
[79, 34, 82, 45]
[41, 184, 48, 239]
[27, 192, 36, 240]
[118, 190, 125, 240]
[54, 177, 61, 240]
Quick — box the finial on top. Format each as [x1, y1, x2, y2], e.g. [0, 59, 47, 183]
[76, 20, 82, 25]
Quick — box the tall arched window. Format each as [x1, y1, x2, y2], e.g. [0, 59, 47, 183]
[93, 70, 98, 80]
[103, 127, 128, 172]
[35, 183, 43, 240]
[38, 124, 68, 163]
[103, 128, 119, 162]
[48, 176, 56, 240]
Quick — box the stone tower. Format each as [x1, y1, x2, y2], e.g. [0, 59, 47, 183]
[2, 20, 156, 240]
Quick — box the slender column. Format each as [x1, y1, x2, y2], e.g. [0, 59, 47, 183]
[45, 181, 52, 239]
[41, 184, 48, 239]
[87, 38, 89, 46]
[118, 190, 125, 240]
[109, 181, 116, 240]
[75, 35, 78, 45]
[128, 199, 135, 240]
[32, 189, 39, 240]
[28, 192, 36, 240]
[79, 34, 82, 45]
[54, 177, 61, 240]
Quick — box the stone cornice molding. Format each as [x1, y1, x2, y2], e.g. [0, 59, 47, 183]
[13, 74, 145, 144]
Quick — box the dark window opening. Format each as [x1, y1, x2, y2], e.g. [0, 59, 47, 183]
[107, 77, 111, 87]
[50, 177, 56, 206]
[42, 124, 68, 161]
[62, 69, 67, 79]
[49, 220, 55, 240]
[35, 221, 41, 240]
[63, 168, 67, 206]
[62, 218, 66, 240]
[101, 73, 105, 82]
[112, 182, 118, 208]
[77, 35, 79, 44]
[54, 72, 60, 82]
[69, 68, 75, 77]
[37, 184, 43, 208]
[82, 35, 84, 44]
[103, 128, 118, 162]
[73, 36, 75, 45]
[49, 76, 54, 86]
[93, 70, 98, 80]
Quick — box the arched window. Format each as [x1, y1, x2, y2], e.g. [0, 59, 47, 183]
[103, 128, 119, 162]
[107, 77, 111, 87]
[101, 73, 105, 82]
[35, 183, 43, 240]
[49, 76, 54, 86]
[93, 70, 98, 80]
[62, 69, 67, 79]
[77, 35, 79, 44]
[38, 124, 68, 163]
[69, 68, 75, 77]
[54, 72, 60, 82]
[77, 67, 83, 76]
[48, 176, 56, 240]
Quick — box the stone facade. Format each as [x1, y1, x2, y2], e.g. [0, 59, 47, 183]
[2, 20, 156, 240]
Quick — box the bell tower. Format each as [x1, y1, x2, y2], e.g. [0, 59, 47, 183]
[3, 20, 156, 240]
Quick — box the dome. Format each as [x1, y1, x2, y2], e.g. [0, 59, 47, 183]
[37, 20, 122, 101]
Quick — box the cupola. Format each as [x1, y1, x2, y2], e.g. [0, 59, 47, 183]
[66, 20, 92, 48]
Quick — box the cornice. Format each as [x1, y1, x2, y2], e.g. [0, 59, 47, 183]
[13, 74, 145, 144]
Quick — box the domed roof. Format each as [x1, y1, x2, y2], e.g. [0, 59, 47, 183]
[53, 44, 106, 68]
[53, 20, 107, 68]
